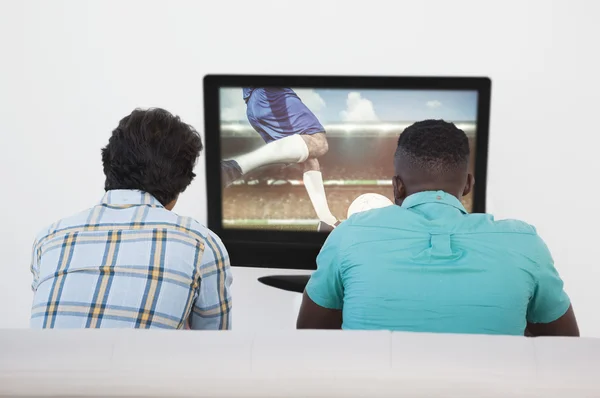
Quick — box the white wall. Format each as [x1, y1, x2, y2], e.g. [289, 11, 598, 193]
[0, 0, 598, 335]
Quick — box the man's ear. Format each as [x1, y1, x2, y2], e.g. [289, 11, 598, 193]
[393, 176, 406, 206]
[462, 173, 474, 197]
[165, 195, 179, 211]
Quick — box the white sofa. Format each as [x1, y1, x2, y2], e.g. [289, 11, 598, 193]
[1, 329, 599, 397]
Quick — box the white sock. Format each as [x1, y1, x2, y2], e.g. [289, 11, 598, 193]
[233, 134, 309, 174]
[303, 170, 338, 226]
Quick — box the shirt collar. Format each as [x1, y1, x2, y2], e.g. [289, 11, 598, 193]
[100, 190, 164, 208]
[401, 190, 467, 214]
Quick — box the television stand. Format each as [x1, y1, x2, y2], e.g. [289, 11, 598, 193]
[257, 274, 310, 293]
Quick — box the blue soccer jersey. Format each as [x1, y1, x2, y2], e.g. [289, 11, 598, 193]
[242, 87, 325, 143]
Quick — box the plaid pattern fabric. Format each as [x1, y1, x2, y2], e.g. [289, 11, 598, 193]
[30, 190, 232, 330]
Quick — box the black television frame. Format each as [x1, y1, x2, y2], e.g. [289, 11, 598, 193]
[204, 74, 491, 271]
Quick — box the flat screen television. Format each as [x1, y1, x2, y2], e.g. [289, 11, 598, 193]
[204, 75, 491, 276]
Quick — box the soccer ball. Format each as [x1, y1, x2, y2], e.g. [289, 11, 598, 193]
[347, 193, 394, 218]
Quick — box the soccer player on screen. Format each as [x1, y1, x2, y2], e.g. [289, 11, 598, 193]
[221, 87, 340, 231]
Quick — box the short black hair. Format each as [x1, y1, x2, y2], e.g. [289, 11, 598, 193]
[101, 108, 203, 205]
[394, 120, 469, 174]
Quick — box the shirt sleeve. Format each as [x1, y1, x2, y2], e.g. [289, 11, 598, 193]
[30, 238, 40, 292]
[527, 236, 571, 324]
[190, 232, 233, 330]
[305, 224, 346, 310]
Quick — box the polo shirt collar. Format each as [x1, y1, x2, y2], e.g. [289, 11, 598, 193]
[401, 190, 467, 214]
[100, 190, 164, 208]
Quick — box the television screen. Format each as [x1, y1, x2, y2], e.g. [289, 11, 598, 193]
[220, 87, 478, 232]
[204, 75, 490, 270]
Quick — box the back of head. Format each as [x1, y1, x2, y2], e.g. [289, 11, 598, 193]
[394, 120, 471, 201]
[101, 108, 203, 206]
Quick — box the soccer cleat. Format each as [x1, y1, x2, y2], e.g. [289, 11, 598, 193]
[221, 160, 243, 188]
[317, 220, 340, 232]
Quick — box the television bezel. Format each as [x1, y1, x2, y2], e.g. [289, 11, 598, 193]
[204, 74, 491, 270]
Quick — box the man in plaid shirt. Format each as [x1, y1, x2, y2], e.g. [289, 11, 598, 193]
[30, 108, 232, 330]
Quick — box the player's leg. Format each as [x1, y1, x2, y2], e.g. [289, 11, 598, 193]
[222, 88, 317, 188]
[233, 128, 328, 174]
[299, 133, 340, 231]
[221, 133, 310, 187]
[221, 96, 315, 187]
[302, 157, 340, 232]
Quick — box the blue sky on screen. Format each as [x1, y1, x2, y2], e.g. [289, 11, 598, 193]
[220, 88, 478, 123]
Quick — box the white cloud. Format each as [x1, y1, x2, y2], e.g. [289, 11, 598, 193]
[340, 92, 379, 122]
[426, 100, 442, 108]
[220, 88, 246, 122]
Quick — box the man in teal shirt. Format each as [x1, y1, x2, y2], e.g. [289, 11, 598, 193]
[297, 120, 579, 336]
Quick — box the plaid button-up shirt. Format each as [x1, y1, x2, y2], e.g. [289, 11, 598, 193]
[30, 190, 232, 330]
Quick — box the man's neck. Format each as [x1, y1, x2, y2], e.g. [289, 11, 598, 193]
[406, 187, 461, 199]
[396, 189, 461, 207]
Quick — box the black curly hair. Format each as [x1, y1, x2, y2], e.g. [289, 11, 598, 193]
[101, 108, 203, 206]
[394, 119, 470, 175]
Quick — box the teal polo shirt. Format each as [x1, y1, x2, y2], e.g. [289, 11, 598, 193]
[306, 191, 570, 335]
